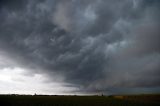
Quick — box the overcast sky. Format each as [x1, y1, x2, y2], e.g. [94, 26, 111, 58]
[0, 0, 160, 95]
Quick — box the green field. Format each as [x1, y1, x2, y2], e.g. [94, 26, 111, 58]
[0, 94, 160, 106]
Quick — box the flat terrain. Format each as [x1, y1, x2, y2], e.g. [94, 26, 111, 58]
[0, 94, 160, 106]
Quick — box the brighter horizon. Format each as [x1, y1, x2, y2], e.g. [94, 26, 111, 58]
[0, 0, 160, 95]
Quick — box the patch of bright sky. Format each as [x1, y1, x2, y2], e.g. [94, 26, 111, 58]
[0, 52, 78, 95]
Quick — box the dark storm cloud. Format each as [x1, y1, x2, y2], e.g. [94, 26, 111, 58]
[0, 0, 28, 10]
[0, 0, 160, 93]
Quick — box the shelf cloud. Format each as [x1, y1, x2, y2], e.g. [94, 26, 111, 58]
[0, 0, 160, 94]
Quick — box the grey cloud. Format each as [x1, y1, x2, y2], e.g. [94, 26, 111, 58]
[0, 0, 160, 94]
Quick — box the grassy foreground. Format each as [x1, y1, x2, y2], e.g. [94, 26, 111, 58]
[0, 94, 160, 106]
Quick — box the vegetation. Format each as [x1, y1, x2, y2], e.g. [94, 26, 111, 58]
[0, 94, 160, 106]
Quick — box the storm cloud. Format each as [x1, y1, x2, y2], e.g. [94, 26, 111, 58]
[0, 0, 160, 94]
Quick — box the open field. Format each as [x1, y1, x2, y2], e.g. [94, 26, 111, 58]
[0, 94, 160, 106]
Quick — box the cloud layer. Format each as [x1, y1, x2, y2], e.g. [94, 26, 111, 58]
[0, 0, 160, 94]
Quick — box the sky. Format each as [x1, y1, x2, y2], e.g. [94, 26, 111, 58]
[0, 0, 160, 95]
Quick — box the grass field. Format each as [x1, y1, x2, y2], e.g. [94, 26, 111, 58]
[0, 94, 160, 106]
